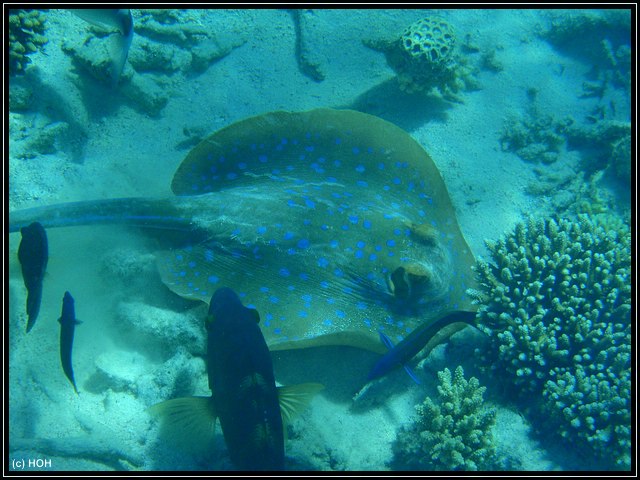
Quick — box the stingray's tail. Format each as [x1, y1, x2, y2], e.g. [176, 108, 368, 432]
[9, 197, 192, 233]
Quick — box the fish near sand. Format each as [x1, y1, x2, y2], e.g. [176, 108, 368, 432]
[150, 287, 323, 470]
[71, 8, 133, 86]
[59, 291, 81, 394]
[17, 221, 48, 333]
[367, 310, 478, 384]
[9, 108, 479, 355]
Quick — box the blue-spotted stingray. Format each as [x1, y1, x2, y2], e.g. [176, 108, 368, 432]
[10, 108, 477, 354]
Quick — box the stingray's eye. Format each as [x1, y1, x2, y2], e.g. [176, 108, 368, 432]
[387, 264, 431, 300]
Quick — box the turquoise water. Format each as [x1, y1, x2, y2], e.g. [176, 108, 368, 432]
[7, 8, 632, 472]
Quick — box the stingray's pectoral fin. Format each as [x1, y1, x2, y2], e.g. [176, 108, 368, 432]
[148, 396, 217, 454]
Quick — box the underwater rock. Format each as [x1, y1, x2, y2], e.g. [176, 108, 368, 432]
[92, 349, 150, 394]
[392, 365, 497, 471]
[114, 301, 205, 358]
[364, 16, 480, 102]
[289, 9, 326, 82]
[9, 84, 33, 111]
[499, 110, 570, 165]
[9, 9, 48, 75]
[470, 214, 631, 470]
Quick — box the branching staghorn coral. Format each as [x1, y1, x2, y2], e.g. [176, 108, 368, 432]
[470, 214, 631, 469]
[393, 366, 497, 471]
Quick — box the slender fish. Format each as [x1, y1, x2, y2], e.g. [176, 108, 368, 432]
[59, 291, 81, 394]
[17, 221, 48, 333]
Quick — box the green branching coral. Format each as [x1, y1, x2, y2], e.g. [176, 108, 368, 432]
[9, 9, 48, 75]
[393, 366, 497, 471]
[364, 16, 479, 102]
[470, 214, 631, 469]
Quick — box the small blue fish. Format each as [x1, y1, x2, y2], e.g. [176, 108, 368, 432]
[17, 222, 48, 333]
[59, 291, 81, 394]
[367, 310, 477, 383]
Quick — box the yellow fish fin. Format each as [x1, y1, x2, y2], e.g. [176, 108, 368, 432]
[277, 383, 324, 428]
[148, 396, 217, 454]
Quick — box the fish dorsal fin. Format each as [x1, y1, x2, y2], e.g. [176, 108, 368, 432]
[277, 383, 324, 428]
[147, 396, 217, 454]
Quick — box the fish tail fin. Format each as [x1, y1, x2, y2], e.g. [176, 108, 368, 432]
[148, 396, 217, 454]
[277, 383, 324, 428]
[109, 29, 132, 87]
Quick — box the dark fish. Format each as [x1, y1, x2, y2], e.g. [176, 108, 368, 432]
[149, 287, 323, 471]
[59, 291, 81, 394]
[9, 109, 479, 354]
[72, 8, 133, 86]
[17, 221, 48, 333]
[367, 310, 478, 383]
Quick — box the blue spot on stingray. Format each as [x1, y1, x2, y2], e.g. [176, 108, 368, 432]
[288, 285, 296, 291]
[207, 275, 219, 283]
[333, 160, 341, 167]
[260, 286, 269, 293]
[279, 268, 290, 277]
[334, 268, 344, 277]
[363, 220, 372, 230]
[356, 180, 368, 187]
[188, 261, 196, 268]
[204, 250, 214, 262]
[284, 231, 296, 240]
[194, 272, 200, 277]
[187, 282, 193, 288]
[305, 145, 315, 152]
[304, 198, 315, 208]
[394, 228, 402, 236]
[419, 210, 426, 217]
[383, 213, 393, 219]
[320, 281, 329, 288]
[297, 238, 311, 249]
[323, 319, 333, 326]
[299, 154, 306, 161]
[298, 310, 308, 318]
[374, 245, 382, 251]
[364, 318, 372, 327]
[330, 240, 339, 248]
[356, 302, 367, 310]
[256, 226, 267, 234]
[269, 296, 279, 304]
[274, 328, 282, 335]
[227, 172, 238, 180]
[259, 154, 268, 162]
[388, 251, 395, 257]
[349, 215, 359, 224]
[327, 297, 336, 305]
[356, 240, 366, 249]
[321, 224, 329, 231]
[356, 164, 365, 171]
[287, 199, 297, 207]
[266, 313, 273, 321]
[303, 219, 311, 226]
[352, 147, 360, 155]
[369, 253, 377, 262]
[341, 225, 349, 231]
[336, 310, 346, 318]
[238, 162, 247, 170]
[175, 254, 183, 261]
[299, 272, 309, 281]
[383, 185, 390, 191]
[201, 290, 208, 296]
[318, 257, 329, 268]
[301, 294, 312, 303]
[335, 138, 342, 145]
[287, 248, 296, 255]
[355, 250, 363, 259]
